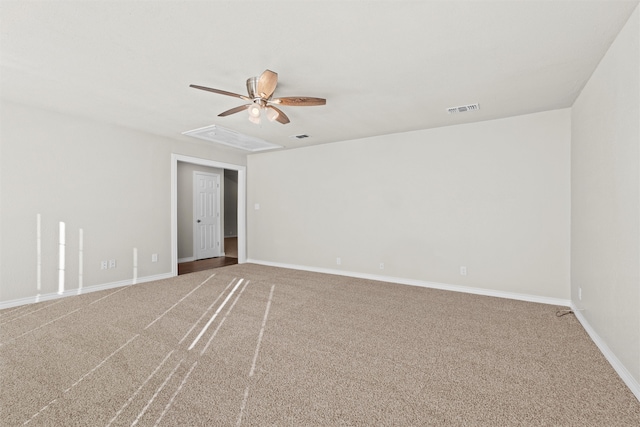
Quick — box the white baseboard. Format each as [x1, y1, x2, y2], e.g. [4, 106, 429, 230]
[0, 272, 174, 310]
[571, 303, 640, 402]
[245, 259, 571, 307]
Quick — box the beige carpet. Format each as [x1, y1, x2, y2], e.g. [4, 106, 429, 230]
[1, 264, 638, 426]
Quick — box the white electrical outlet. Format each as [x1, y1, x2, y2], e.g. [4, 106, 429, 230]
[379, 263, 384, 270]
[152, 253, 158, 262]
[100, 261, 108, 270]
[109, 259, 116, 269]
[578, 287, 582, 301]
[460, 266, 467, 276]
[336, 257, 341, 266]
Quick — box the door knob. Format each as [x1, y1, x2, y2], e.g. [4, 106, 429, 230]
[197, 219, 201, 223]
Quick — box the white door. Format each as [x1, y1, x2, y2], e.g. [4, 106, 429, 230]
[193, 172, 221, 260]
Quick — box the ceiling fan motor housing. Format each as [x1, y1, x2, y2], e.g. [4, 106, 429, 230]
[246, 77, 259, 99]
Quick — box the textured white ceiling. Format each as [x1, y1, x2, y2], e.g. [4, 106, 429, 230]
[1, 0, 638, 152]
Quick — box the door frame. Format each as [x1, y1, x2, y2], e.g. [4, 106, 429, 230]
[171, 154, 246, 276]
[193, 171, 221, 260]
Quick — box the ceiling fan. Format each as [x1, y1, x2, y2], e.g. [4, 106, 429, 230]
[190, 69, 326, 125]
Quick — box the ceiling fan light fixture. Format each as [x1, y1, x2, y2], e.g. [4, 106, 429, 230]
[265, 107, 280, 122]
[247, 103, 262, 124]
[248, 103, 261, 118]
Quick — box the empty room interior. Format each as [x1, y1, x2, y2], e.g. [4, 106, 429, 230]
[1, 1, 639, 425]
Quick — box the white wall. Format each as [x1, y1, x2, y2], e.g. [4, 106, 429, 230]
[571, 6, 640, 392]
[0, 100, 246, 303]
[248, 109, 571, 301]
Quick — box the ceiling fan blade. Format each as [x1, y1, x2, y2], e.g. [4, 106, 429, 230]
[190, 84, 250, 101]
[218, 104, 250, 117]
[257, 70, 278, 99]
[267, 105, 290, 124]
[271, 97, 326, 106]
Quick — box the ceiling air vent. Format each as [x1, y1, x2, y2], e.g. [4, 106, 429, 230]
[182, 125, 282, 152]
[447, 103, 480, 114]
[290, 134, 310, 140]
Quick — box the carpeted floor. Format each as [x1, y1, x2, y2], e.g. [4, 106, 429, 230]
[1, 263, 639, 426]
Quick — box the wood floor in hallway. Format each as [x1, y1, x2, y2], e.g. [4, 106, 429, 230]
[178, 237, 238, 275]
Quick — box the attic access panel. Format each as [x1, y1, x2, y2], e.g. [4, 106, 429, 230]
[182, 124, 282, 152]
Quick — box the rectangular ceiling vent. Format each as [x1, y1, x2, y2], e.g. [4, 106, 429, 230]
[182, 125, 282, 152]
[290, 134, 310, 140]
[447, 103, 480, 114]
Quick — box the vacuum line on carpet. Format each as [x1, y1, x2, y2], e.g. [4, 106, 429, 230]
[145, 272, 216, 330]
[131, 357, 185, 427]
[178, 277, 237, 345]
[2, 307, 82, 347]
[23, 334, 140, 425]
[200, 280, 251, 356]
[237, 285, 275, 426]
[1, 287, 127, 346]
[249, 285, 275, 377]
[188, 278, 244, 351]
[153, 360, 199, 427]
[87, 285, 128, 306]
[0, 300, 64, 325]
[106, 349, 176, 427]
[155, 280, 251, 421]
[64, 334, 140, 393]
[0, 304, 28, 317]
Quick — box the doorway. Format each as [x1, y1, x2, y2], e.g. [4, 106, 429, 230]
[171, 154, 246, 277]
